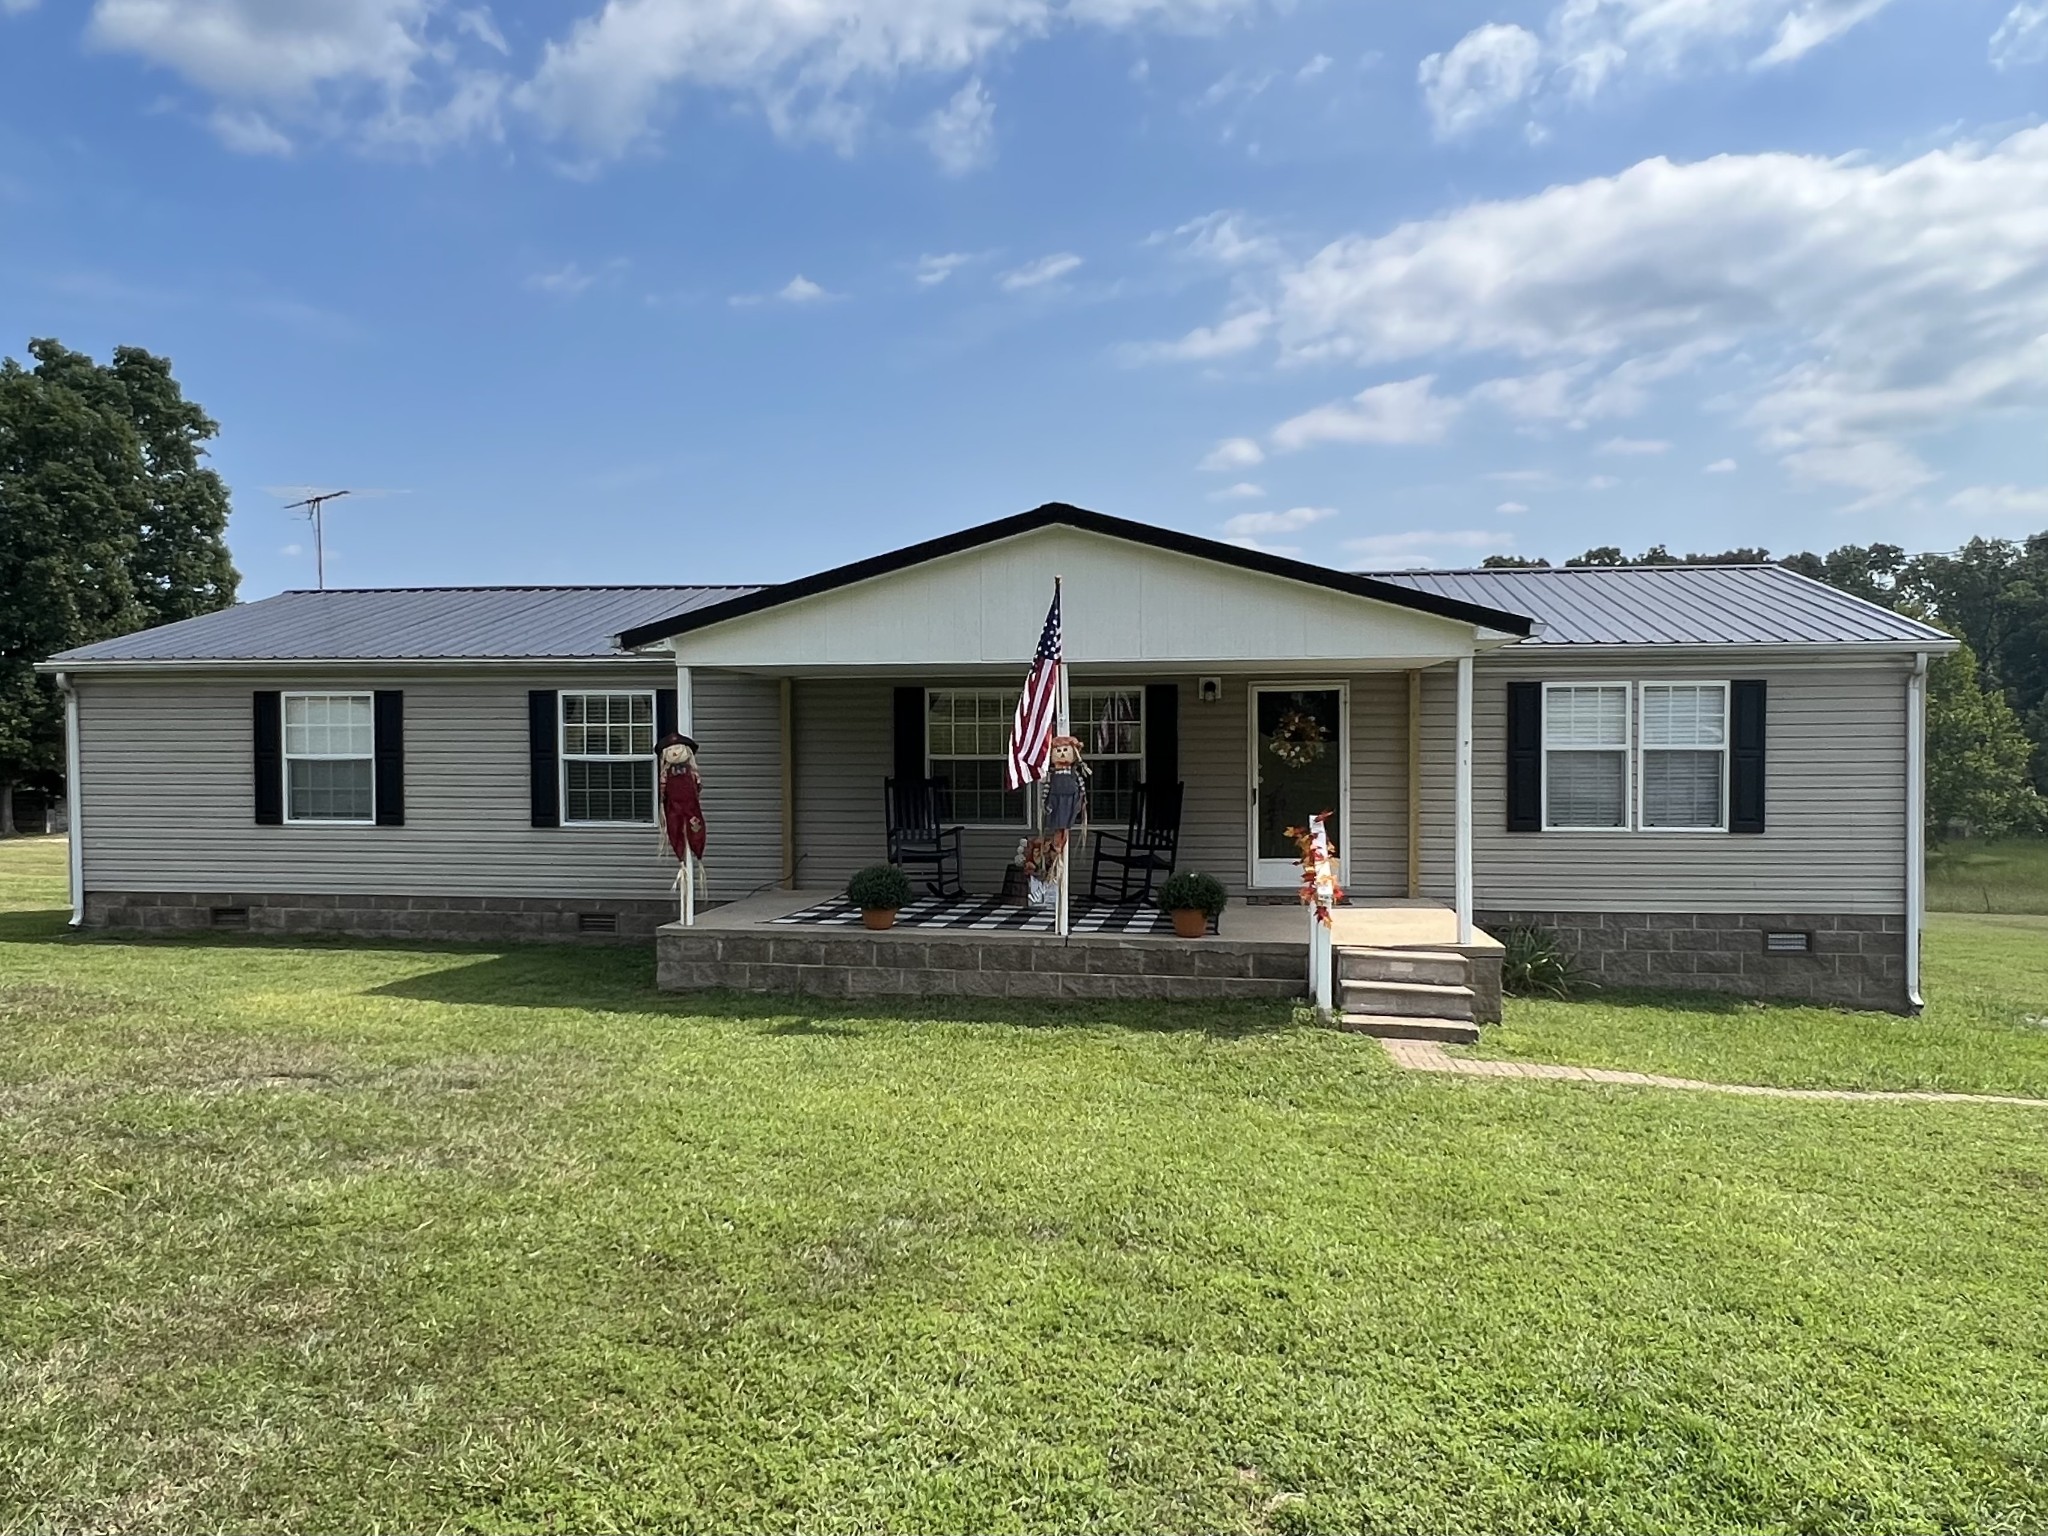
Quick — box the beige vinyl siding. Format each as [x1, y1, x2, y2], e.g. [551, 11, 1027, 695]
[1419, 655, 1910, 914]
[77, 666, 782, 904]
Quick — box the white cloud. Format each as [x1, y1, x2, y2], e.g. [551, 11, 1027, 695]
[208, 106, 294, 155]
[1297, 52, 1332, 80]
[1199, 436, 1265, 472]
[1496, 500, 1529, 514]
[1598, 435, 1669, 455]
[1270, 375, 1462, 452]
[920, 74, 994, 175]
[914, 251, 976, 286]
[731, 273, 840, 306]
[1945, 484, 2048, 520]
[1181, 128, 2048, 508]
[1417, 23, 1540, 137]
[999, 252, 1083, 291]
[518, 0, 1266, 164]
[1222, 505, 1335, 540]
[1124, 307, 1272, 364]
[1586, 474, 1620, 490]
[529, 262, 598, 295]
[1345, 528, 1503, 568]
[1782, 439, 1934, 507]
[280, 542, 303, 557]
[1704, 457, 1739, 473]
[1425, 1, 1900, 136]
[1163, 210, 1281, 268]
[1992, 2, 2048, 66]
[1207, 481, 1265, 501]
[87, 0, 506, 151]
[1486, 468, 1555, 484]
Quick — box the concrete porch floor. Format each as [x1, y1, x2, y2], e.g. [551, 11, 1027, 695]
[688, 887, 1498, 952]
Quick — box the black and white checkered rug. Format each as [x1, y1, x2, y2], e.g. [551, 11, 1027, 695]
[772, 894, 1215, 937]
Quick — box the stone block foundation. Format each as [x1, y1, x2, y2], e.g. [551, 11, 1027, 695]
[83, 890, 679, 945]
[1478, 909, 1910, 1012]
[657, 924, 1312, 1002]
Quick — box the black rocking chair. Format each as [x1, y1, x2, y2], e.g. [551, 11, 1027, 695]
[1089, 781, 1185, 905]
[884, 776, 967, 899]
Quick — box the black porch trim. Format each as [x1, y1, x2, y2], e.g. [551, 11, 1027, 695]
[614, 503, 1537, 650]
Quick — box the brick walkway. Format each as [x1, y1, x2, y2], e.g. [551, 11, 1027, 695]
[1380, 1039, 2048, 1107]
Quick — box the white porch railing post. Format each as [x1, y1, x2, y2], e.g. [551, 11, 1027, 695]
[676, 657, 696, 928]
[1454, 653, 1474, 947]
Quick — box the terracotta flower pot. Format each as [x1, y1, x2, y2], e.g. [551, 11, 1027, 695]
[861, 908, 898, 931]
[1171, 908, 1209, 939]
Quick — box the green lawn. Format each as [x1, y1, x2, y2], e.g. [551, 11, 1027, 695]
[5, 836, 2048, 1534]
[1929, 837, 2048, 915]
[1473, 912, 2048, 1097]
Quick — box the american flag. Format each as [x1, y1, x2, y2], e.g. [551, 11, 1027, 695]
[1005, 586, 1062, 790]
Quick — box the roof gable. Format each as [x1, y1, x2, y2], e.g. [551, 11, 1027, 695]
[615, 503, 1534, 651]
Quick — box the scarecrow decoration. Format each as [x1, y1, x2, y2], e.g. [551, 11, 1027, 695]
[1043, 733, 1090, 846]
[659, 733, 706, 900]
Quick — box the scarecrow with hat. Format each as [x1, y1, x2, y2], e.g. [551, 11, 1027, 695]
[658, 732, 706, 874]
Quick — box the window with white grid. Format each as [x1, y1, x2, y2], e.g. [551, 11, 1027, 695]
[1640, 682, 1728, 830]
[561, 692, 655, 825]
[1071, 687, 1144, 824]
[284, 693, 374, 824]
[1543, 683, 1630, 830]
[927, 690, 1026, 825]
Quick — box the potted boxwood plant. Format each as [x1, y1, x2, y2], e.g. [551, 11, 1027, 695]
[848, 864, 914, 931]
[1159, 872, 1228, 939]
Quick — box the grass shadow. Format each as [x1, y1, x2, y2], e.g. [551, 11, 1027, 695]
[366, 950, 1297, 1039]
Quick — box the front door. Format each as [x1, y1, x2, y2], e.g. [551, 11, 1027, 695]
[1250, 685, 1348, 888]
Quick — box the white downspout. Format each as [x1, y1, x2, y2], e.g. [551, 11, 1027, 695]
[1906, 651, 1928, 1011]
[1454, 653, 1475, 947]
[57, 672, 84, 928]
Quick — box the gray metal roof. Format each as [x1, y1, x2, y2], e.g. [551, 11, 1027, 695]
[46, 586, 760, 663]
[1367, 564, 1954, 648]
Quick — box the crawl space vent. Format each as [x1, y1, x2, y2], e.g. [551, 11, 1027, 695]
[577, 912, 619, 935]
[1763, 931, 1812, 955]
[210, 906, 250, 930]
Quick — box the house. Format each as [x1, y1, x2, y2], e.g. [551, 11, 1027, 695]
[40, 503, 1954, 1019]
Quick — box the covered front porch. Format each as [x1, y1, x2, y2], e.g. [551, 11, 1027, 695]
[657, 888, 1504, 1026]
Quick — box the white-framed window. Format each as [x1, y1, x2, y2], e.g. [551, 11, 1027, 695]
[1639, 682, 1729, 831]
[1542, 682, 1630, 830]
[927, 690, 1026, 825]
[561, 691, 655, 825]
[283, 692, 375, 824]
[924, 687, 1148, 826]
[1071, 687, 1145, 824]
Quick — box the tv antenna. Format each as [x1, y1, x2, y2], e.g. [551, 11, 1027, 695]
[281, 490, 351, 590]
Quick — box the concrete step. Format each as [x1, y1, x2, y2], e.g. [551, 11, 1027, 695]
[1338, 978, 1477, 1022]
[1338, 947, 1469, 987]
[1338, 1012, 1481, 1045]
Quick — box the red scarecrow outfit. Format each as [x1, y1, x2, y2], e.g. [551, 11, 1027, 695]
[659, 733, 706, 862]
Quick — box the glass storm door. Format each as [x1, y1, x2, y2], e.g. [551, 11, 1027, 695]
[1251, 686, 1347, 888]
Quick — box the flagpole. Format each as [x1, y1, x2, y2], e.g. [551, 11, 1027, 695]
[1055, 576, 1071, 942]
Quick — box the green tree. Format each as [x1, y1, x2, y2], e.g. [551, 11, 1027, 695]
[1926, 638, 2043, 841]
[0, 338, 237, 833]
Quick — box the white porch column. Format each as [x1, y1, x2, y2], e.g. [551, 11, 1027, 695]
[675, 657, 696, 927]
[1454, 654, 1474, 946]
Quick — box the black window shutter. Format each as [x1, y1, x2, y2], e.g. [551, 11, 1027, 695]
[253, 691, 283, 826]
[529, 690, 560, 828]
[372, 690, 405, 827]
[1506, 681, 1543, 833]
[655, 688, 678, 743]
[893, 687, 926, 783]
[1145, 683, 1180, 792]
[1730, 679, 1767, 834]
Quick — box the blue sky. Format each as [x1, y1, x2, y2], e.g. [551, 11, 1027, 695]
[2, 0, 2045, 597]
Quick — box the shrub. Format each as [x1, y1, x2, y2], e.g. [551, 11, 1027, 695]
[1500, 925, 1594, 1000]
[847, 864, 913, 912]
[1159, 872, 1229, 918]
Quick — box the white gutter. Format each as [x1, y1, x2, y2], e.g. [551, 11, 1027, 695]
[1906, 651, 1928, 1011]
[56, 672, 83, 928]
